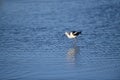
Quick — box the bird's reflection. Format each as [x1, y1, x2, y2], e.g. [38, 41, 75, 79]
[67, 45, 80, 63]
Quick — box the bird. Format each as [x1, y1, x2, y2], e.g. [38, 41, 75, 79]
[65, 31, 81, 39]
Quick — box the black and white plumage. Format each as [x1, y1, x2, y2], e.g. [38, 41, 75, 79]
[65, 31, 81, 39]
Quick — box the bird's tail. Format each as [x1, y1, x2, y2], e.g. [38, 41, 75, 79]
[78, 31, 82, 34]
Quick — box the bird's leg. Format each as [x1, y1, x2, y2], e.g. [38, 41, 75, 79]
[73, 38, 77, 48]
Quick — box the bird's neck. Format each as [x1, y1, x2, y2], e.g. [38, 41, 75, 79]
[65, 32, 71, 38]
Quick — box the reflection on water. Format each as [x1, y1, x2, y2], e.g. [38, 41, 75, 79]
[67, 44, 80, 63]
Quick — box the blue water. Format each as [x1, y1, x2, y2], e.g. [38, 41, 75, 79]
[0, 0, 120, 80]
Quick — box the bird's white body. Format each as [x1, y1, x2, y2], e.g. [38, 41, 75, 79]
[65, 32, 76, 39]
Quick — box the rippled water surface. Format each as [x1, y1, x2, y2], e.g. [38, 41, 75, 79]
[0, 0, 120, 80]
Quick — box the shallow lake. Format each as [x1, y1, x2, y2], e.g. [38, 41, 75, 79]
[0, 0, 120, 80]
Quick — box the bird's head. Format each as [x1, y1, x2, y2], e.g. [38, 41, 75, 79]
[65, 32, 68, 35]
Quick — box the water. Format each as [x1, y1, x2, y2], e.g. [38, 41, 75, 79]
[0, 0, 120, 80]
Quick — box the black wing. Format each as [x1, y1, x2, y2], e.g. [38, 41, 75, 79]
[72, 31, 81, 36]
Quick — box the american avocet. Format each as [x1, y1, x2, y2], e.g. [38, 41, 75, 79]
[65, 31, 81, 39]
